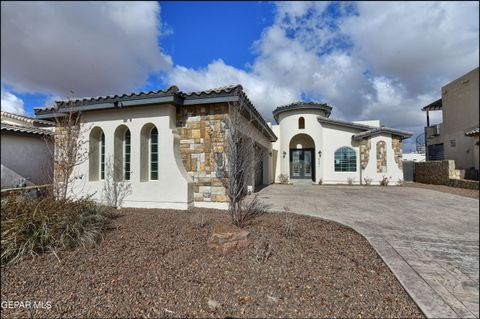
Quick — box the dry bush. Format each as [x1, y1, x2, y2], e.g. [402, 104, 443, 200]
[380, 176, 390, 186]
[236, 195, 268, 228]
[190, 211, 208, 229]
[1, 194, 114, 265]
[396, 178, 404, 186]
[363, 177, 373, 185]
[318, 178, 323, 185]
[254, 241, 273, 264]
[277, 174, 289, 185]
[347, 177, 355, 185]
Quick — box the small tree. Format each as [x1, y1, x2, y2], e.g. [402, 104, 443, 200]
[102, 157, 132, 208]
[45, 97, 89, 199]
[215, 94, 268, 227]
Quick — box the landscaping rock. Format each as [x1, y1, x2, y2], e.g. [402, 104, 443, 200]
[207, 223, 252, 253]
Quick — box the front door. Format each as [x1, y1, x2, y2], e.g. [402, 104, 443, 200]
[290, 149, 314, 180]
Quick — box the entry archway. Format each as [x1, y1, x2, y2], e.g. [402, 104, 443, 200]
[289, 134, 315, 181]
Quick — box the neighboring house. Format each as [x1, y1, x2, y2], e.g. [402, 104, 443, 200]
[271, 102, 411, 185]
[34, 85, 411, 210]
[421, 67, 479, 178]
[1, 111, 54, 187]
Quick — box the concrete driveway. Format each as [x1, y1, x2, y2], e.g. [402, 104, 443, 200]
[256, 184, 479, 318]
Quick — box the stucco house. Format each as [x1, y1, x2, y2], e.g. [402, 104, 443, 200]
[34, 85, 411, 209]
[1, 111, 54, 187]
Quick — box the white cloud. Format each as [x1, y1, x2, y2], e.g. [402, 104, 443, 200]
[168, 0, 478, 139]
[1, 89, 26, 115]
[0, 1, 172, 97]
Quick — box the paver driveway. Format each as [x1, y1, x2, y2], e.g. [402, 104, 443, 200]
[256, 184, 479, 318]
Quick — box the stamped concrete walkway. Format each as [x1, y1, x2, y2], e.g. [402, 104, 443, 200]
[256, 184, 479, 318]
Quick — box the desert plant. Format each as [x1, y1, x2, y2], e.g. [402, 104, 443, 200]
[214, 92, 268, 228]
[347, 177, 355, 185]
[102, 158, 132, 209]
[254, 241, 273, 264]
[318, 178, 323, 185]
[190, 211, 208, 229]
[278, 174, 289, 185]
[396, 178, 404, 186]
[1, 194, 114, 265]
[380, 176, 390, 186]
[363, 177, 373, 185]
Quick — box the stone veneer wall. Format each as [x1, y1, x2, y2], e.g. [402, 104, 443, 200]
[176, 103, 229, 203]
[359, 139, 371, 169]
[376, 141, 387, 173]
[392, 137, 403, 170]
[414, 160, 457, 185]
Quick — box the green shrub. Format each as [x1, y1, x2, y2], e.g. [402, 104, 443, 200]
[1, 195, 114, 265]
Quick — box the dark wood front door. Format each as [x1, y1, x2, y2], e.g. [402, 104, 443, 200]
[290, 148, 314, 180]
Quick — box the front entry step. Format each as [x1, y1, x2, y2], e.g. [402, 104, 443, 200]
[291, 179, 314, 185]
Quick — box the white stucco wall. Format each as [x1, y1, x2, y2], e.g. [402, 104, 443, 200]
[69, 104, 193, 209]
[1, 133, 53, 187]
[271, 109, 404, 185]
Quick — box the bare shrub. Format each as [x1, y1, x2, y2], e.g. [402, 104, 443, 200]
[318, 178, 323, 185]
[102, 158, 132, 209]
[254, 241, 273, 264]
[1, 194, 114, 265]
[236, 195, 268, 228]
[396, 178, 404, 186]
[347, 177, 355, 185]
[214, 92, 269, 228]
[190, 211, 208, 229]
[363, 177, 373, 185]
[380, 176, 390, 186]
[278, 174, 289, 185]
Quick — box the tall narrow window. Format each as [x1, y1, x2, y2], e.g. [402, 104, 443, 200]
[150, 127, 158, 180]
[124, 130, 131, 180]
[100, 132, 105, 180]
[299, 117, 305, 129]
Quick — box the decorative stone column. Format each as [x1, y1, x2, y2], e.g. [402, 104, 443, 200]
[392, 137, 403, 170]
[360, 139, 371, 169]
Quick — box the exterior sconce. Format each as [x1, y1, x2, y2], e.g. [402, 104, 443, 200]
[282, 151, 286, 158]
[318, 150, 322, 157]
[268, 151, 272, 157]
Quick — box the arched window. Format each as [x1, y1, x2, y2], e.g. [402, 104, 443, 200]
[334, 147, 357, 172]
[114, 125, 130, 181]
[88, 127, 105, 181]
[100, 132, 105, 180]
[140, 123, 158, 181]
[298, 117, 305, 129]
[150, 127, 158, 180]
[376, 141, 387, 173]
[124, 130, 131, 180]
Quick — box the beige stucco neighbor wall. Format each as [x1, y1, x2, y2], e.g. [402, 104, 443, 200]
[69, 104, 193, 210]
[441, 67, 479, 170]
[1, 133, 53, 187]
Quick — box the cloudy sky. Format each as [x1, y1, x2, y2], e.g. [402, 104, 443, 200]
[1, 1, 479, 150]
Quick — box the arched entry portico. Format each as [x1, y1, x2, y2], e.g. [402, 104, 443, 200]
[289, 133, 315, 181]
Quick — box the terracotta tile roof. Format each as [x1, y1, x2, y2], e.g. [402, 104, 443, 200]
[273, 101, 332, 122]
[1, 111, 54, 126]
[1, 123, 54, 136]
[465, 127, 480, 136]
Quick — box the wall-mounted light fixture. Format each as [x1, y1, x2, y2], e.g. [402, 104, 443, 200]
[268, 151, 272, 157]
[318, 150, 322, 157]
[282, 151, 286, 158]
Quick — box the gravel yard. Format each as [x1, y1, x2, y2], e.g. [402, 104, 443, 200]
[1, 208, 423, 318]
